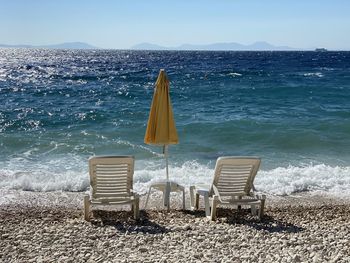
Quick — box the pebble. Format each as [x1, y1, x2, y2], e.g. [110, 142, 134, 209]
[139, 247, 148, 253]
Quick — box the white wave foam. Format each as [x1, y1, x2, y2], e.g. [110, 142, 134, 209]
[134, 160, 213, 194]
[0, 169, 88, 192]
[256, 164, 350, 197]
[115, 140, 163, 157]
[0, 158, 349, 198]
[0, 155, 89, 192]
[303, 72, 324, 77]
[227, 72, 242, 77]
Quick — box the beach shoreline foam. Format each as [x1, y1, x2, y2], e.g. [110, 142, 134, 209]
[1, 189, 349, 262]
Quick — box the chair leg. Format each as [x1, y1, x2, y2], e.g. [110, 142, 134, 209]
[84, 195, 91, 222]
[204, 192, 210, 218]
[182, 188, 186, 210]
[189, 186, 195, 210]
[134, 197, 140, 220]
[164, 182, 171, 211]
[195, 193, 199, 210]
[251, 204, 257, 216]
[210, 195, 218, 221]
[259, 199, 265, 219]
[237, 196, 242, 210]
[144, 186, 152, 209]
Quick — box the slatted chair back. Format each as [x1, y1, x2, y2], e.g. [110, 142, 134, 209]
[89, 156, 134, 200]
[211, 157, 261, 197]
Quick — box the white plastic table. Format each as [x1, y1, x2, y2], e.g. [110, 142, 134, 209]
[189, 185, 211, 218]
[144, 180, 185, 211]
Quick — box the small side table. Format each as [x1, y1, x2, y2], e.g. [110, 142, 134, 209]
[144, 180, 185, 211]
[189, 185, 211, 218]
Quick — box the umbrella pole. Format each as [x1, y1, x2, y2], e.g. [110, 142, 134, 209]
[164, 145, 169, 181]
[164, 145, 170, 210]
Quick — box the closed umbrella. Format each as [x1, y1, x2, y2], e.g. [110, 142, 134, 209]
[144, 69, 182, 209]
[144, 69, 178, 175]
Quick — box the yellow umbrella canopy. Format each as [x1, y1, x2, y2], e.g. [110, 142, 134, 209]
[144, 69, 179, 145]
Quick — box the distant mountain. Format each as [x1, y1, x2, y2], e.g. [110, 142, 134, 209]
[131, 41, 299, 51]
[0, 42, 99, 49]
[131, 42, 168, 50]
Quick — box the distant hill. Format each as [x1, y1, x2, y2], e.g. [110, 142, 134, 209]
[131, 41, 299, 51]
[0, 42, 99, 49]
[131, 42, 169, 50]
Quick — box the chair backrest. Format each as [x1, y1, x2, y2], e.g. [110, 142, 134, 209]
[211, 156, 261, 197]
[89, 156, 134, 199]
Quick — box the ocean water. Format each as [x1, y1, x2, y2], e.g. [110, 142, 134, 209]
[1, 49, 350, 196]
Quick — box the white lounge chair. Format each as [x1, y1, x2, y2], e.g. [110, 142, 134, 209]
[84, 156, 140, 221]
[189, 156, 266, 220]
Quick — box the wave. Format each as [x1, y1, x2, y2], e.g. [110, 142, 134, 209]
[227, 72, 242, 77]
[257, 164, 350, 196]
[0, 155, 89, 192]
[0, 158, 349, 197]
[303, 72, 324, 77]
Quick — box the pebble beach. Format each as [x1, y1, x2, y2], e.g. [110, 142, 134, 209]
[1, 190, 349, 263]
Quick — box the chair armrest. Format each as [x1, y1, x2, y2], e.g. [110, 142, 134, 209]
[212, 185, 223, 203]
[85, 189, 92, 199]
[251, 185, 266, 200]
[252, 192, 266, 200]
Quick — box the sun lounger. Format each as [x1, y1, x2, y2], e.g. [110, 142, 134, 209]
[84, 156, 140, 221]
[189, 156, 266, 220]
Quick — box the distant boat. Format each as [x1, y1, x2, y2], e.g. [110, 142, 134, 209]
[315, 48, 328, 52]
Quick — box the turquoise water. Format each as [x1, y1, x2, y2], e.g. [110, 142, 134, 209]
[1, 49, 350, 195]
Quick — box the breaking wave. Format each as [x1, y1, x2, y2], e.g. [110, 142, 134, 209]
[0, 158, 349, 197]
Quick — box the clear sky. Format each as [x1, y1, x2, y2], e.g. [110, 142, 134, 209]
[0, 0, 349, 50]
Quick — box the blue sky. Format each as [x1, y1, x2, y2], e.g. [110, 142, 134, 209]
[0, 0, 349, 49]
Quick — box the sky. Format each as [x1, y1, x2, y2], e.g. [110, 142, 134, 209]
[0, 0, 349, 50]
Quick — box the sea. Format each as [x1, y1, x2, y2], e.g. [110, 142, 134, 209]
[1, 49, 350, 197]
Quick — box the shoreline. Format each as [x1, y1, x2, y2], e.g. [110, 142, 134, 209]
[1, 188, 349, 209]
[1, 190, 350, 262]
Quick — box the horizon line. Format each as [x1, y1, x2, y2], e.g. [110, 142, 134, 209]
[1, 47, 350, 51]
[1, 41, 349, 51]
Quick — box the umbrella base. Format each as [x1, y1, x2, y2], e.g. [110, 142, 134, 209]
[144, 180, 185, 211]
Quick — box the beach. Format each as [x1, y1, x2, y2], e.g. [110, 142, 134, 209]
[1, 189, 349, 263]
[1, 49, 350, 262]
